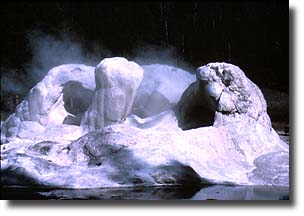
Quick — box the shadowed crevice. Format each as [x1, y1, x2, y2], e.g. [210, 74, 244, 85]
[62, 81, 94, 126]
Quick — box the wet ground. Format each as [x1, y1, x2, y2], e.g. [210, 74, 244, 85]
[1, 185, 289, 200]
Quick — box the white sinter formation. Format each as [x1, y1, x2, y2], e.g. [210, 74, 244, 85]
[1, 64, 95, 142]
[0, 60, 289, 189]
[81, 57, 144, 132]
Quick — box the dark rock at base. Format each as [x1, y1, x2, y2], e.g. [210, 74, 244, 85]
[261, 88, 289, 123]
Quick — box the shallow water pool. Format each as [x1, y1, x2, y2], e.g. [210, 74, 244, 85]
[1, 184, 289, 200]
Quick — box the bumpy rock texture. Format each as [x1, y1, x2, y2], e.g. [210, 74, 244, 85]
[176, 62, 271, 129]
[1, 61, 289, 189]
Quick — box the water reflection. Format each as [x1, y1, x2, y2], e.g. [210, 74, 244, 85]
[1, 185, 289, 200]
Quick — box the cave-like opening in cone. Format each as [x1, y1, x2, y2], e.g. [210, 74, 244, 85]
[176, 104, 215, 130]
[62, 81, 94, 126]
[175, 81, 216, 130]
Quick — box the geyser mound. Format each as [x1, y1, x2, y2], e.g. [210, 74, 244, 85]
[1, 58, 289, 189]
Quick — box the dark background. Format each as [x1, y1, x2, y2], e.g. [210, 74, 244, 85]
[1, 0, 288, 113]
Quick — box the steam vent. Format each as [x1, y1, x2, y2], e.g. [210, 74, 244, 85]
[1, 58, 288, 190]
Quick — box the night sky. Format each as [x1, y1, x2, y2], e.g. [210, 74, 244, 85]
[1, 0, 288, 98]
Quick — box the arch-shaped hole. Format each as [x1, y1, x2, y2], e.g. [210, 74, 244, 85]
[176, 104, 215, 130]
[175, 82, 216, 130]
[62, 81, 94, 126]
